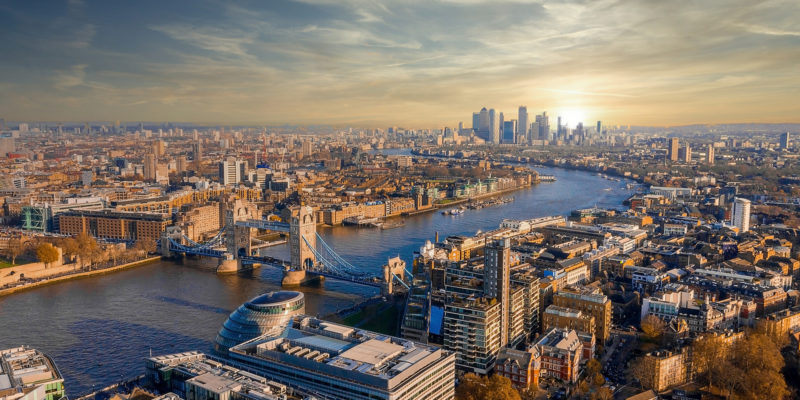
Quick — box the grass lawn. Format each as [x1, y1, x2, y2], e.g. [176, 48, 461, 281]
[342, 309, 366, 326]
[0, 260, 15, 269]
[360, 306, 399, 335]
[339, 303, 401, 336]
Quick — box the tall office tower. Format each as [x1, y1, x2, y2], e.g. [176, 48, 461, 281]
[732, 197, 751, 233]
[499, 112, 504, 137]
[485, 238, 511, 347]
[489, 109, 500, 144]
[479, 107, 489, 131]
[780, 132, 790, 150]
[301, 139, 313, 157]
[557, 116, 563, 140]
[472, 112, 480, 132]
[219, 157, 245, 186]
[502, 120, 517, 144]
[668, 138, 679, 161]
[143, 154, 158, 181]
[458, 121, 463, 134]
[518, 106, 529, 142]
[707, 144, 715, 165]
[575, 123, 585, 143]
[537, 112, 550, 141]
[0, 118, 5, 131]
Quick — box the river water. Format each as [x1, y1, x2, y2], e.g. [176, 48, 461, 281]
[0, 163, 631, 395]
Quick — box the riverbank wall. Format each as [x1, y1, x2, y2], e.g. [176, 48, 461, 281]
[0, 256, 162, 297]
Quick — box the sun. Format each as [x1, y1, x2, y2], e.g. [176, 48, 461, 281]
[558, 108, 587, 129]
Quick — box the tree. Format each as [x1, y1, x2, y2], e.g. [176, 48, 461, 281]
[592, 372, 606, 387]
[75, 232, 98, 268]
[575, 381, 591, 399]
[591, 387, 613, 400]
[59, 237, 79, 264]
[5, 237, 25, 265]
[519, 382, 539, 400]
[640, 315, 666, 340]
[691, 334, 726, 390]
[455, 374, 521, 400]
[586, 358, 602, 378]
[134, 239, 157, 255]
[725, 332, 788, 399]
[630, 357, 651, 390]
[36, 243, 60, 269]
[693, 331, 789, 399]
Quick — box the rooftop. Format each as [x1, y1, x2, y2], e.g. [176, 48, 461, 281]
[249, 291, 304, 306]
[146, 351, 288, 399]
[0, 346, 62, 391]
[230, 316, 449, 389]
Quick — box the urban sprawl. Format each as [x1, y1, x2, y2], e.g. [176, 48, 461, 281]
[1, 113, 800, 400]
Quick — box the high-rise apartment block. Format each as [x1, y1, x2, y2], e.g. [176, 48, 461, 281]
[706, 144, 715, 165]
[668, 138, 679, 161]
[780, 132, 790, 150]
[485, 239, 511, 346]
[219, 157, 246, 186]
[731, 197, 751, 233]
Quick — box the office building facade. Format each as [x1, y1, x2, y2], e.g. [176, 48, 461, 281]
[229, 315, 456, 400]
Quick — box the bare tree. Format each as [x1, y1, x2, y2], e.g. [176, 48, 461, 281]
[5, 237, 25, 265]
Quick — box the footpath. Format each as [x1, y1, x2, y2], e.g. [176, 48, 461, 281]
[0, 256, 162, 297]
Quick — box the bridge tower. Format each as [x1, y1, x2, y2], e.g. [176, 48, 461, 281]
[289, 205, 316, 269]
[225, 198, 259, 258]
[382, 256, 406, 295]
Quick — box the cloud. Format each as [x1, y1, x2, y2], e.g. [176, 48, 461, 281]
[739, 24, 800, 37]
[149, 25, 255, 58]
[1, 0, 799, 126]
[541, 88, 637, 99]
[53, 64, 88, 90]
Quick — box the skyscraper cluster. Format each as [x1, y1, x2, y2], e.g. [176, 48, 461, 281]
[470, 107, 603, 146]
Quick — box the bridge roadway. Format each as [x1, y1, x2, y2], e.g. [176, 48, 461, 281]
[237, 255, 384, 288]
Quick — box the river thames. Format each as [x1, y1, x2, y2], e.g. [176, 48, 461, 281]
[0, 164, 631, 395]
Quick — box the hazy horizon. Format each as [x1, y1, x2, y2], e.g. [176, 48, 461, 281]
[1, 0, 798, 127]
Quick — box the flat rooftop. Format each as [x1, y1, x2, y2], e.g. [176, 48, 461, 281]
[231, 315, 449, 388]
[147, 351, 288, 399]
[0, 346, 61, 389]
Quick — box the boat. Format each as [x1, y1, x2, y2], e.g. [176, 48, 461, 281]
[380, 220, 406, 230]
[343, 216, 382, 227]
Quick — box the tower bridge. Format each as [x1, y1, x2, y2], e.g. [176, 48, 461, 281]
[161, 201, 408, 295]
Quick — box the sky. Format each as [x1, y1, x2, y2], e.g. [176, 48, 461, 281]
[0, 0, 798, 128]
